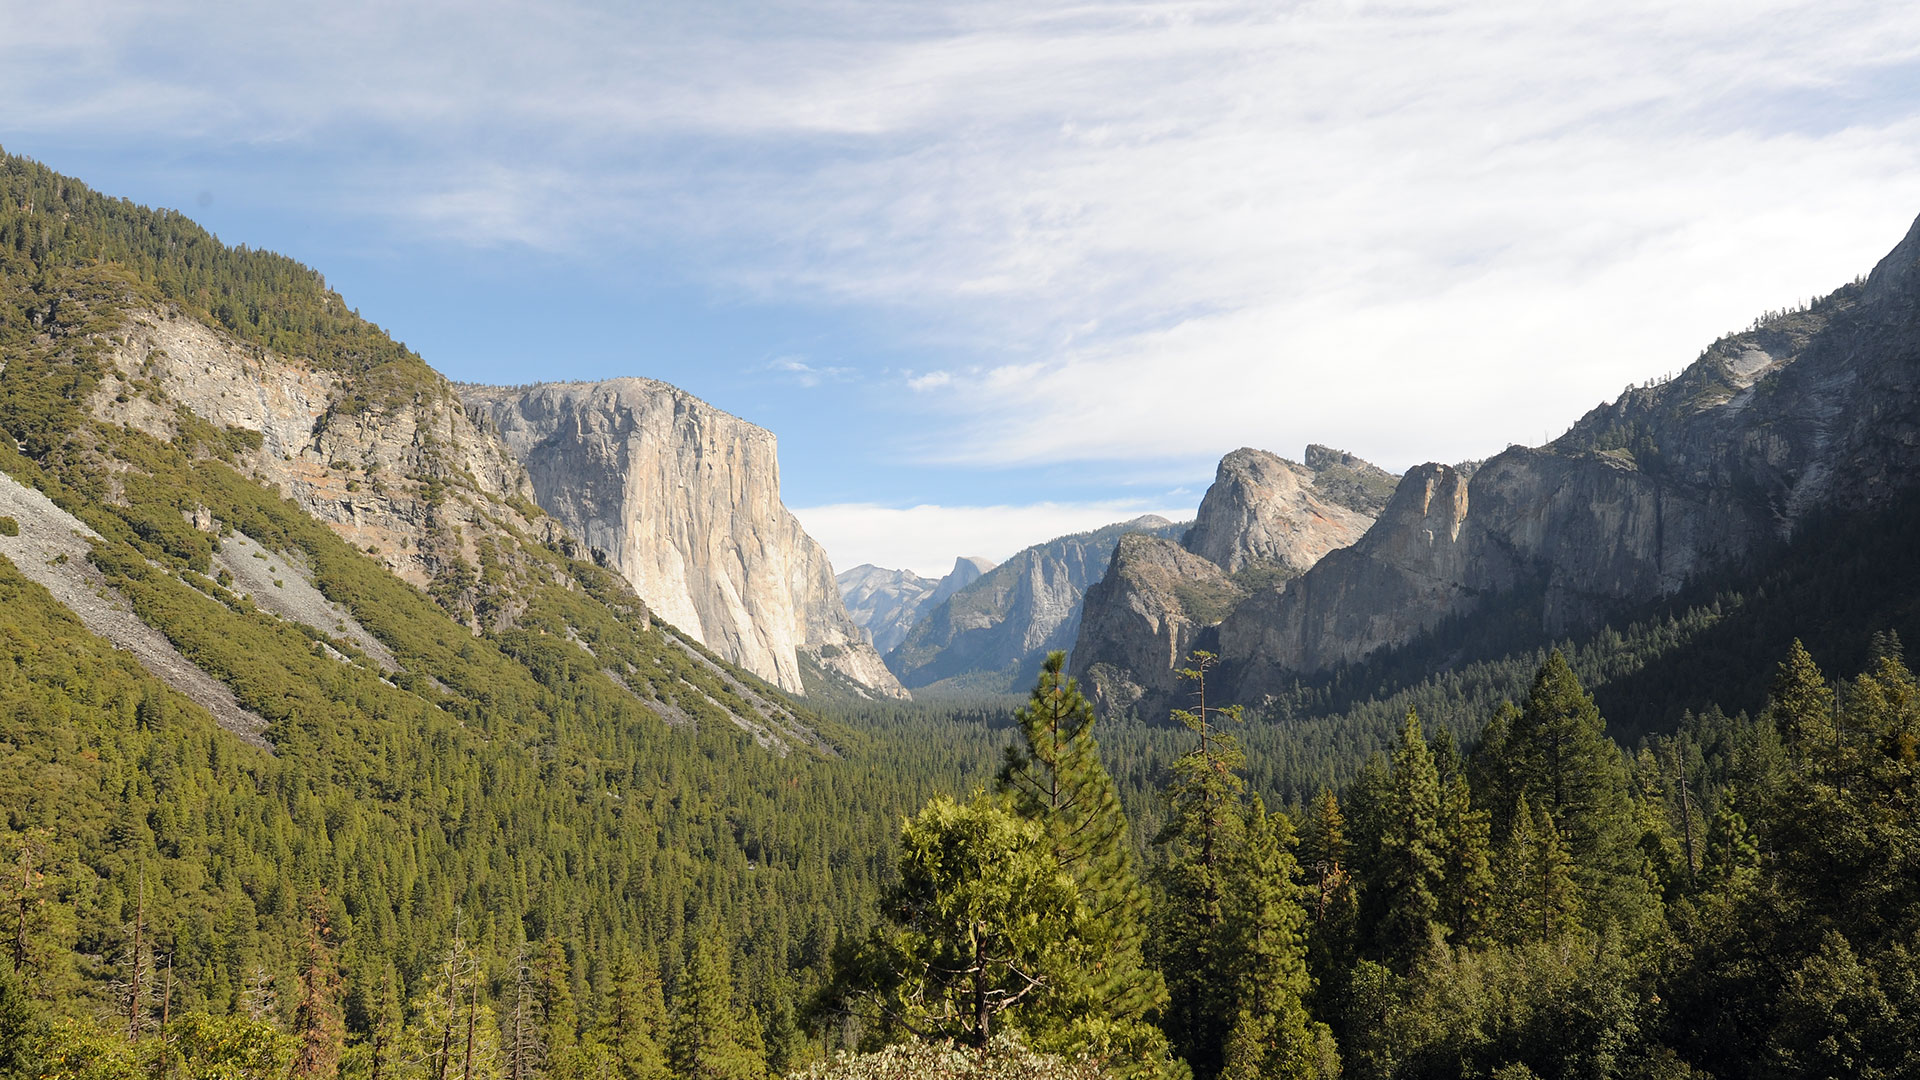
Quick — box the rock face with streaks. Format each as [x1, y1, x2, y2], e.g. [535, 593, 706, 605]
[93, 309, 540, 600]
[838, 555, 994, 655]
[1069, 446, 1397, 718]
[1184, 446, 1395, 574]
[461, 379, 907, 699]
[888, 516, 1185, 693]
[1211, 210, 1920, 706]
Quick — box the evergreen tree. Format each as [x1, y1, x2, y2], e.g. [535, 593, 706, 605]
[534, 940, 580, 1080]
[1473, 653, 1652, 933]
[1153, 653, 1250, 1077]
[1435, 772, 1495, 948]
[668, 935, 766, 1080]
[1154, 655, 1328, 1079]
[291, 896, 344, 1080]
[1217, 801, 1337, 1080]
[1495, 797, 1578, 945]
[1767, 640, 1838, 763]
[597, 946, 669, 1080]
[996, 652, 1171, 1074]
[1363, 709, 1445, 971]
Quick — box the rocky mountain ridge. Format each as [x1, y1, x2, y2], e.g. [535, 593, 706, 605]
[462, 378, 907, 700]
[1070, 446, 1398, 717]
[887, 515, 1186, 693]
[1207, 211, 1920, 708]
[837, 555, 994, 655]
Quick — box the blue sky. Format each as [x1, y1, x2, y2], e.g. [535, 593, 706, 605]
[6, 1, 1920, 575]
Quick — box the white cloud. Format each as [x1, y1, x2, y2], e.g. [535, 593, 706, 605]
[792, 499, 1195, 579]
[7, 0, 1920, 476]
[765, 356, 856, 387]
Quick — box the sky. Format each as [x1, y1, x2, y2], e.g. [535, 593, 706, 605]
[5, 1, 1920, 576]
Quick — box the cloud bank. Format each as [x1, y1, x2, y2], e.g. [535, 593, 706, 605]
[7, 0, 1920, 567]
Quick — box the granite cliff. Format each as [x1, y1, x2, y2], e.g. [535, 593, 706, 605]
[462, 379, 907, 700]
[887, 516, 1185, 693]
[837, 555, 994, 655]
[1212, 210, 1920, 707]
[1070, 446, 1397, 717]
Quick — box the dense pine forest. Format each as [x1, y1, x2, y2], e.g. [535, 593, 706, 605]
[3, 149, 1919, 1079]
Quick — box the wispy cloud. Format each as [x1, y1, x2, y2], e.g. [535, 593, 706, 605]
[791, 498, 1195, 578]
[765, 356, 856, 387]
[6, 0, 1920, 484]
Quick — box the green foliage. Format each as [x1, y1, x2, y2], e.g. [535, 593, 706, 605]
[996, 653, 1170, 1074]
[1359, 710, 1446, 972]
[792, 1034, 1116, 1080]
[0, 516, 16, 536]
[830, 796, 1079, 1050]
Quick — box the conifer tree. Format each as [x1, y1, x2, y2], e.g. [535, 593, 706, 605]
[1495, 797, 1577, 945]
[597, 946, 669, 1080]
[997, 651, 1172, 1076]
[1217, 801, 1337, 1080]
[291, 894, 344, 1080]
[669, 935, 766, 1080]
[1365, 709, 1445, 971]
[1701, 788, 1760, 899]
[1766, 640, 1837, 765]
[534, 939, 580, 1080]
[1473, 653, 1650, 931]
[1435, 772, 1495, 947]
[1153, 652, 1250, 1077]
[1154, 654, 1327, 1079]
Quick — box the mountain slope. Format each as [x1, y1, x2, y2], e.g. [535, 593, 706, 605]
[1070, 446, 1397, 719]
[886, 516, 1185, 693]
[1214, 211, 1920, 707]
[0, 149, 986, 1043]
[461, 379, 907, 700]
[837, 555, 994, 654]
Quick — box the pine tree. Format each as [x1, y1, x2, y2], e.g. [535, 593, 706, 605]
[1495, 797, 1577, 945]
[1365, 709, 1445, 971]
[1153, 652, 1251, 1078]
[996, 651, 1171, 1075]
[534, 939, 580, 1080]
[1217, 801, 1337, 1080]
[597, 946, 669, 1080]
[1473, 653, 1651, 932]
[291, 894, 345, 1080]
[1767, 640, 1837, 765]
[1436, 772, 1495, 947]
[669, 935, 766, 1080]
[1701, 788, 1760, 900]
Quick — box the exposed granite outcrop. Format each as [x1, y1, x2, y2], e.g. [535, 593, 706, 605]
[1071, 534, 1247, 718]
[92, 309, 550, 618]
[1184, 446, 1391, 574]
[838, 555, 994, 655]
[1211, 210, 1920, 705]
[1070, 446, 1397, 718]
[462, 378, 907, 699]
[888, 516, 1184, 693]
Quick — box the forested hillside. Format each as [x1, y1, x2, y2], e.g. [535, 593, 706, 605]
[0, 149, 1006, 1077]
[2, 148, 1917, 1080]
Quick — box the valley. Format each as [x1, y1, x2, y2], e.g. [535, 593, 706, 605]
[1, 147, 1918, 1080]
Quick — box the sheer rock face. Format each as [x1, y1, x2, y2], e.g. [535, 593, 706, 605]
[93, 309, 543, 597]
[1069, 446, 1395, 718]
[837, 556, 994, 655]
[461, 378, 907, 699]
[1071, 534, 1247, 718]
[1184, 447, 1389, 574]
[888, 517, 1184, 693]
[1214, 210, 1920, 704]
